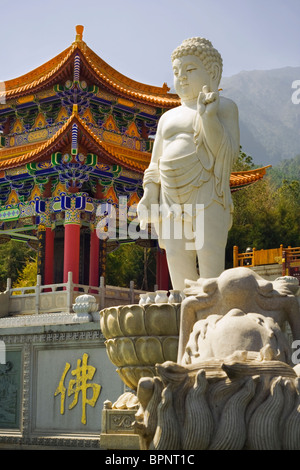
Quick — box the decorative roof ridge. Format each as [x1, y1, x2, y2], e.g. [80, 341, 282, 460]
[78, 42, 175, 96]
[1, 45, 76, 98]
[78, 43, 179, 106]
[1, 25, 180, 107]
[0, 113, 75, 168]
[0, 141, 49, 160]
[0, 109, 151, 171]
[0, 99, 272, 178]
[73, 111, 151, 171]
[230, 165, 271, 191]
[230, 165, 272, 176]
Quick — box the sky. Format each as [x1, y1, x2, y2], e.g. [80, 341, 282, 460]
[0, 0, 299, 88]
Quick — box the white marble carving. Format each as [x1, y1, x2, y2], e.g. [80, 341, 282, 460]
[178, 267, 300, 364]
[137, 37, 240, 290]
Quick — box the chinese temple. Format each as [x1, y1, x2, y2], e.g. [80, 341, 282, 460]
[0, 25, 275, 450]
[0, 25, 269, 290]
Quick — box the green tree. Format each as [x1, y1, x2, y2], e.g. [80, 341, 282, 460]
[232, 146, 256, 171]
[269, 154, 300, 187]
[13, 259, 37, 291]
[0, 240, 36, 291]
[226, 152, 300, 267]
[106, 243, 156, 290]
[274, 179, 300, 247]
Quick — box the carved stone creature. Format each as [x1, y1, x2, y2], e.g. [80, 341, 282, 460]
[178, 267, 300, 364]
[134, 268, 300, 450]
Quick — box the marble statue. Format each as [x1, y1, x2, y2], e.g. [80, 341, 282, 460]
[101, 36, 300, 451]
[137, 37, 240, 290]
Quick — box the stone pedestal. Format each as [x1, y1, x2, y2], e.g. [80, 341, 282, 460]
[99, 269, 300, 451]
[100, 403, 140, 450]
[99, 302, 181, 449]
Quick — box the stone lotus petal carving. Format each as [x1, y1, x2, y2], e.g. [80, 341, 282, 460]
[100, 307, 123, 339]
[144, 304, 179, 336]
[135, 337, 165, 365]
[118, 305, 147, 336]
[100, 304, 179, 337]
[114, 337, 140, 366]
[118, 366, 156, 390]
[105, 338, 124, 367]
[100, 304, 180, 390]
[117, 367, 139, 390]
[161, 337, 179, 362]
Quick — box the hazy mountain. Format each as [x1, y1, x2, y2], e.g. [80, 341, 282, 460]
[220, 67, 300, 167]
[269, 153, 300, 185]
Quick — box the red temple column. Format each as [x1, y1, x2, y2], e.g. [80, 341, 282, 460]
[63, 222, 80, 284]
[156, 248, 170, 290]
[89, 227, 100, 288]
[44, 227, 55, 285]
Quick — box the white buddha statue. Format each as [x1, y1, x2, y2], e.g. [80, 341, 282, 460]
[138, 37, 240, 290]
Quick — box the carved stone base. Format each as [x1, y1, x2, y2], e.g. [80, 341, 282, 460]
[100, 400, 140, 450]
[135, 356, 300, 450]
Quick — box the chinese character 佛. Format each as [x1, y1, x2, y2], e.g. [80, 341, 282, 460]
[55, 353, 101, 424]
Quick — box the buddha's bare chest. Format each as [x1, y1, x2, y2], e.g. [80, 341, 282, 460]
[161, 107, 196, 140]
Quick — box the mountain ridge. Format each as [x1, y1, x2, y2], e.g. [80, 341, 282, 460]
[220, 66, 300, 166]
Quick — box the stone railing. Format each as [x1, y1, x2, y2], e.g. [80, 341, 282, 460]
[0, 272, 146, 317]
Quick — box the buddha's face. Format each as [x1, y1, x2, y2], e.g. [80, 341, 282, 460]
[172, 55, 212, 102]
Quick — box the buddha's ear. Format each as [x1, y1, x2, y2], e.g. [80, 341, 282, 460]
[211, 62, 221, 90]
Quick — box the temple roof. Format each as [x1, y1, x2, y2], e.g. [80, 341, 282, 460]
[0, 107, 271, 186]
[0, 25, 179, 108]
[0, 25, 271, 190]
[0, 108, 151, 173]
[230, 166, 271, 191]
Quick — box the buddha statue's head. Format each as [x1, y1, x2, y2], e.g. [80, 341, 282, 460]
[171, 37, 223, 87]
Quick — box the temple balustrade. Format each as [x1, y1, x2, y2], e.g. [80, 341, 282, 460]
[1, 271, 146, 318]
[233, 245, 300, 283]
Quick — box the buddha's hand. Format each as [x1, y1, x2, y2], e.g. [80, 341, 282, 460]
[137, 190, 160, 230]
[197, 85, 219, 117]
